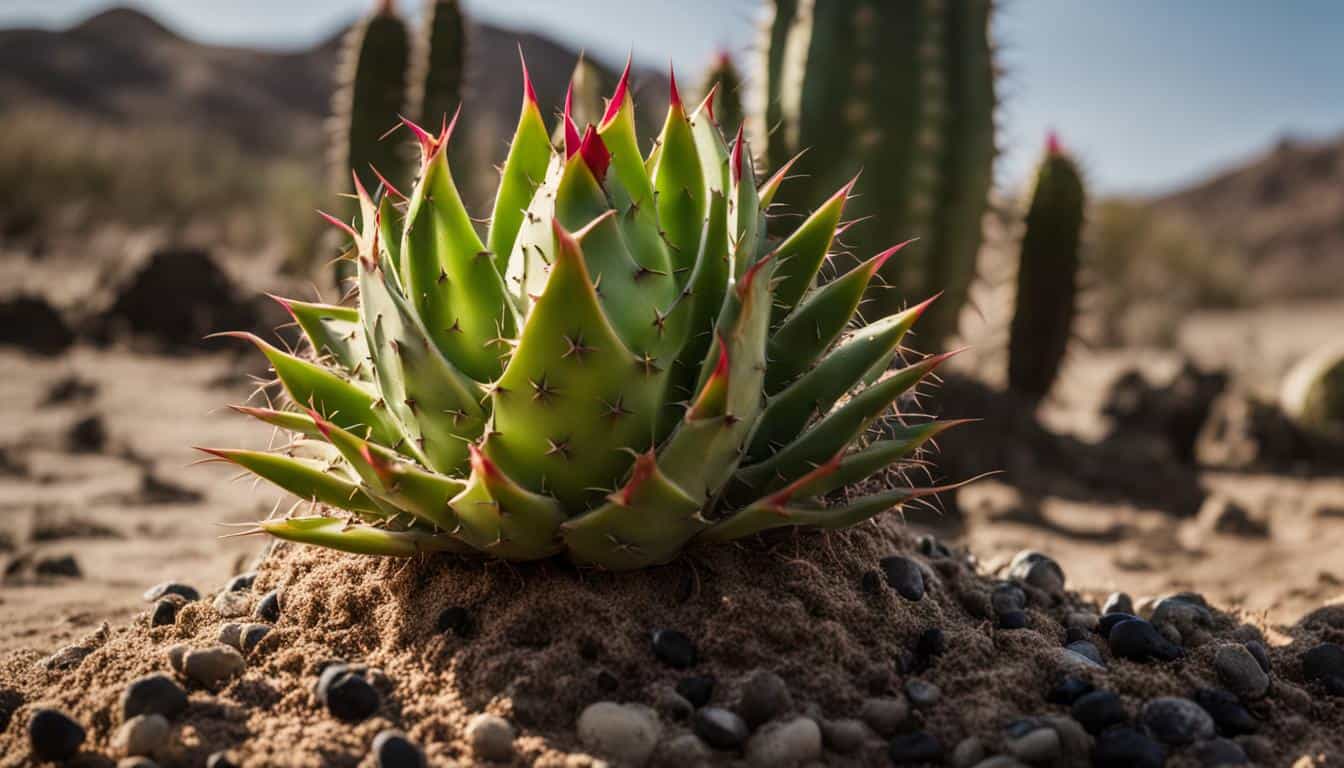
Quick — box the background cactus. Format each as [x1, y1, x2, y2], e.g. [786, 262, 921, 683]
[757, 0, 997, 347]
[700, 52, 745, 136]
[1007, 134, 1086, 402]
[329, 0, 412, 197]
[1282, 345, 1344, 435]
[205, 61, 970, 570]
[411, 0, 466, 132]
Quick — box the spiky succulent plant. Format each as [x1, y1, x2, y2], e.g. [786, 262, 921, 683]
[203, 57, 968, 570]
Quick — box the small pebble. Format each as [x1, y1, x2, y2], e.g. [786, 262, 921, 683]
[1192, 737, 1248, 765]
[1066, 612, 1099, 631]
[1101, 592, 1133, 615]
[991, 583, 1027, 615]
[1093, 726, 1166, 768]
[1141, 696, 1215, 745]
[951, 736, 985, 767]
[114, 714, 169, 757]
[654, 733, 710, 766]
[1301, 642, 1344, 686]
[183, 645, 245, 690]
[676, 675, 715, 708]
[464, 713, 515, 762]
[860, 696, 909, 736]
[1108, 618, 1183, 662]
[436, 606, 474, 638]
[1047, 675, 1093, 705]
[240, 624, 271, 655]
[325, 669, 380, 722]
[1244, 640, 1271, 674]
[118, 759, 159, 768]
[737, 669, 792, 727]
[1042, 715, 1090, 761]
[142, 582, 199, 603]
[651, 629, 697, 668]
[998, 610, 1028, 630]
[1151, 597, 1212, 638]
[745, 716, 821, 767]
[205, 752, 238, 768]
[880, 555, 925, 601]
[1193, 688, 1258, 736]
[28, 708, 86, 762]
[577, 702, 660, 764]
[1214, 644, 1269, 700]
[652, 685, 693, 721]
[1158, 622, 1183, 647]
[1071, 690, 1126, 734]
[916, 628, 946, 657]
[1006, 726, 1060, 762]
[224, 572, 256, 592]
[693, 707, 749, 750]
[150, 599, 180, 627]
[212, 590, 251, 618]
[1064, 640, 1104, 667]
[917, 534, 951, 558]
[255, 590, 281, 622]
[819, 718, 867, 754]
[372, 729, 425, 768]
[1097, 612, 1138, 638]
[904, 678, 940, 707]
[39, 644, 91, 671]
[217, 623, 243, 650]
[888, 731, 943, 764]
[121, 674, 188, 721]
[1010, 554, 1065, 595]
[35, 554, 81, 577]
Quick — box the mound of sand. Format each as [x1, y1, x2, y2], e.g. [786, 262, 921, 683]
[1, 517, 1342, 766]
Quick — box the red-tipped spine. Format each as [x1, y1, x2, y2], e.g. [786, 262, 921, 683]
[1046, 130, 1062, 155]
[668, 63, 682, 111]
[563, 83, 581, 159]
[577, 124, 611, 182]
[730, 125, 746, 183]
[612, 451, 658, 506]
[518, 46, 539, 107]
[600, 54, 632, 129]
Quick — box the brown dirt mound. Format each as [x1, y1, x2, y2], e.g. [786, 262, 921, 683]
[1, 518, 1342, 766]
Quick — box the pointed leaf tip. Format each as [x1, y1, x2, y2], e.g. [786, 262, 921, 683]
[870, 238, 917, 273]
[668, 63, 682, 109]
[368, 165, 404, 200]
[1046, 130, 1062, 155]
[730, 125, 746, 182]
[600, 54, 632, 129]
[265, 293, 297, 320]
[611, 450, 658, 506]
[563, 83, 581, 159]
[699, 81, 719, 122]
[578, 124, 611, 182]
[518, 46, 539, 106]
[317, 210, 358, 241]
[468, 442, 503, 481]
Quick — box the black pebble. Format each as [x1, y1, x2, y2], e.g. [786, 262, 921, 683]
[651, 629, 697, 668]
[915, 628, 946, 657]
[1071, 690, 1126, 734]
[373, 730, 426, 768]
[225, 572, 257, 592]
[151, 599, 180, 627]
[256, 590, 281, 622]
[676, 675, 715, 708]
[1302, 642, 1344, 683]
[860, 570, 882, 595]
[241, 624, 271, 655]
[437, 606, 474, 638]
[1101, 592, 1134, 615]
[1047, 675, 1094, 705]
[1065, 626, 1090, 644]
[916, 535, 951, 558]
[1193, 736, 1249, 765]
[888, 731, 943, 763]
[1108, 619, 1183, 662]
[326, 671, 380, 723]
[1194, 688, 1257, 736]
[693, 707, 748, 750]
[1093, 726, 1166, 768]
[879, 556, 925, 601]
[206, 752, 238, 768]
[1244, 640, 1271, 674]
[143, 581, 199, 603]
[27, 708, 85, 762]
[998, 610, 1028, 630]
[1097, 612, 1138, 638]
[121, 673, 188, 720]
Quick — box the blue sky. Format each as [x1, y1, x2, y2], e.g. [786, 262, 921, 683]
[6, 1, 1343, 195]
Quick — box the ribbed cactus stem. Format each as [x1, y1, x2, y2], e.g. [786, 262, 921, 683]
[330, 0, 411, 197]
[1007, 133, 1086, 402]
[414, 0, 466, 131]
[701, 51, 745, 134]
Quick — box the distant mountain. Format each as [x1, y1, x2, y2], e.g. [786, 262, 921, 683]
[1153, 134, 1344, 303]
[0, 6, 669, 159]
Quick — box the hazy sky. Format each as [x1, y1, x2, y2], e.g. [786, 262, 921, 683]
[6, 1, 1343, 195]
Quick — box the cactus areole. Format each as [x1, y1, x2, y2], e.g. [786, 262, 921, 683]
[204, 56, 970, 570]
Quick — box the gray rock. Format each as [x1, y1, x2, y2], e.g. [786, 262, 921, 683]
[1102, 591, 1134, 615]
[165, 644, 188, 676]
[40, 644, 92, 671]
[212, 590, 251, 618]
[1151, 597, 1212, 638]
[880, 555, 926, 601]
[1214, 644, 1269, 700]
[183, 645, 244, 690]
[465, 713, 515, 763]
[951, 736, 986, 767]
[819, 718, 867, 754]
[577, 702, 661, 765]
[216, 623, 243, 650]
[737, 669, 793, 727]
[991, 583, 1027, 615]
[653, 733, 711, 767]
[224, 572, 257, 592]
[1054, 646, 1106, 672]
[1192, 736, 1248, 765]
[1006, 726, 1060, 762]
[121, 674, 188, 721]
[1065, 640, 1105, 667]
[745, 717, 821, 767]
[1158, 622, 1184, 648]
[1008, 551, 1065, 594]
[651, 685, 694, 721]
[240, 624, 271, 655]
[1066, 612, 1099, 631]
[1041, 715, 1091, 760]
[693, 707, 749, 750]
[860, 696, 909, 736]
[142, 582, 199, 603]
[904, 678, 940, 707]
[1142, 696, 1215, 745]
[114, 714, 169, 757]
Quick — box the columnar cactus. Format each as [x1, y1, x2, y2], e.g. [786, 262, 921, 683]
[330, 0, 411, 195]
[1007, 134, 1086, 402]
[700, 52, 745, 138]
[205, 60, 969, 570]
[758, 0, 997, 347]
[412, 0, 466, 132]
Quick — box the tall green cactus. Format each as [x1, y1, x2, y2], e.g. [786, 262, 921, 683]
[1007, 134, 1086, 402]
[758, 0, 996, 347]
[330, 0, 411, 197]
[413, 0, 466, 131]
[700, 52, 745, 135]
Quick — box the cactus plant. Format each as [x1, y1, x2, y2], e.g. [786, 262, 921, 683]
[329, 0, 412, 196]
[1282, 345, 1344, 435]
[758, 0, 996, 347]
[701, 52, 745, 136]
[412, 0, 466, 131]
[203, 60, 970, 570]
[1007, 134, 1086, 402]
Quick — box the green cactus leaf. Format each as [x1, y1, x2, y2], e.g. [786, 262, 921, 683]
[597, 63, 656, 209]
[785, 420, 968, 499]
[700, 483, 953, 543]
[447, 444, 565, 559]
[275, 297, 369, 379]
[488, 64, 552, 273]
[770, 179, 852, 323]
[229, 405, 326, 441]
[198, 447, 382, 518]
[260, 516, 473, 556]
[651, 85, 707, 279]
